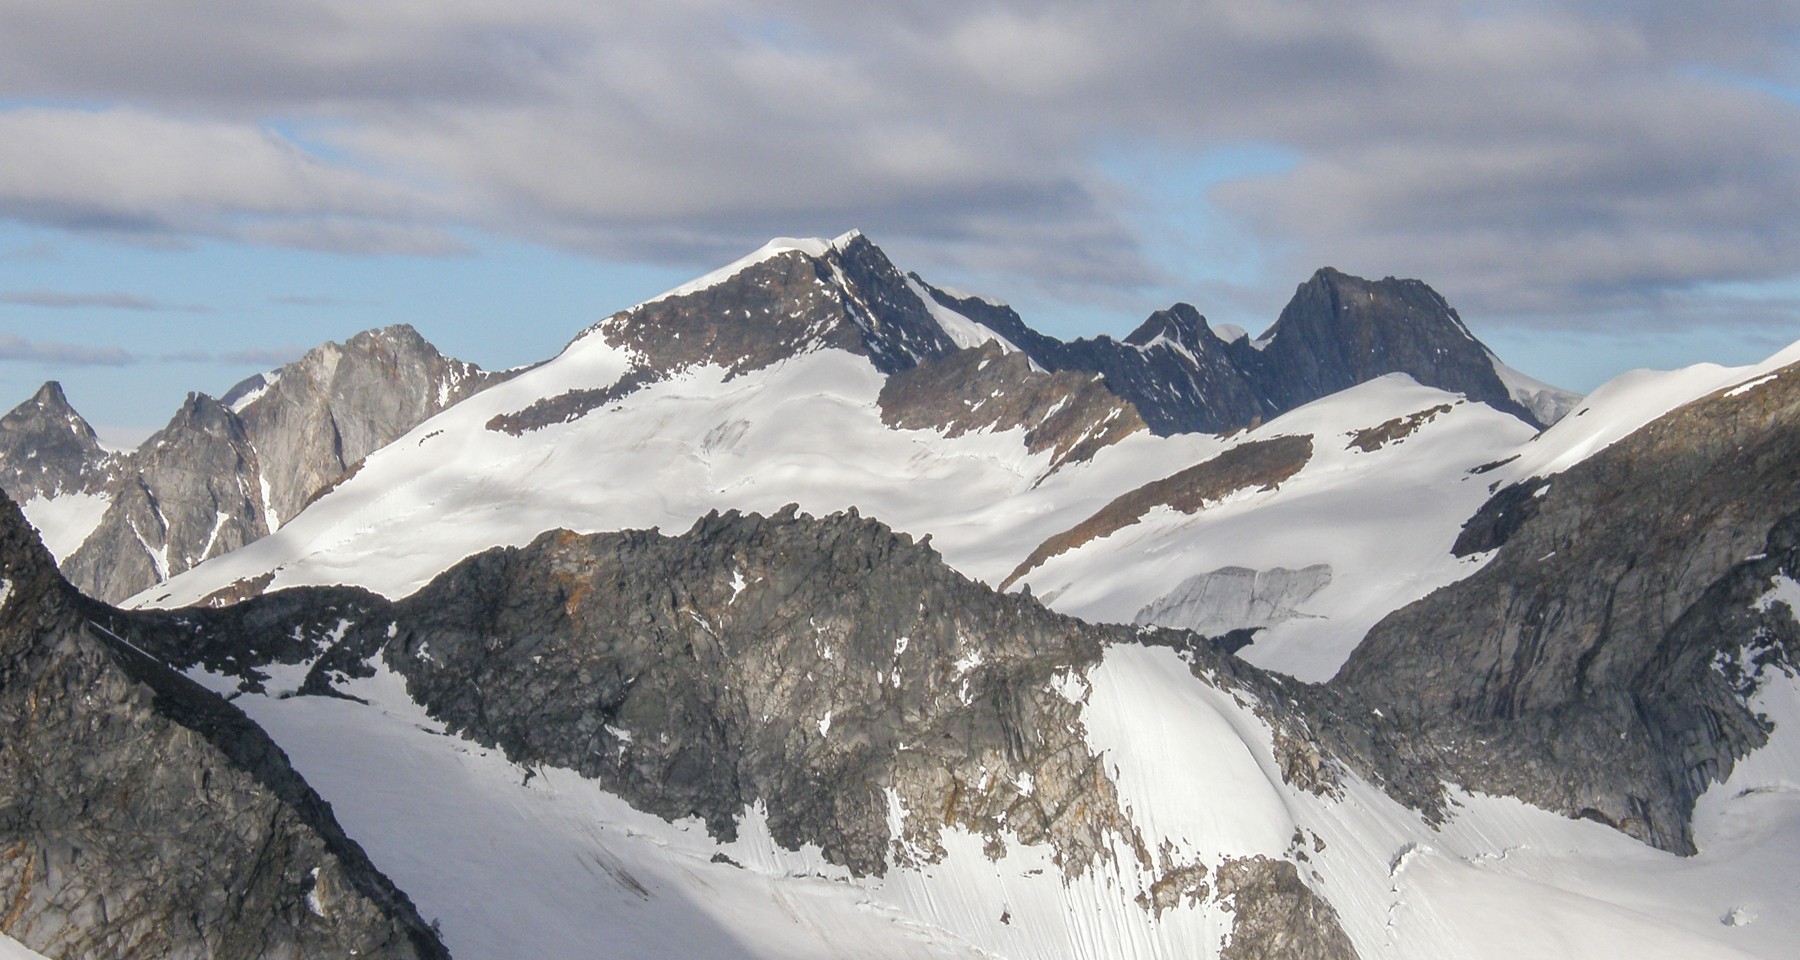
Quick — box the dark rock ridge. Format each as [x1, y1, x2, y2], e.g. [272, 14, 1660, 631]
[127, 507, 1362, 954]
[877, 341, 1147, 470]
[1333, 363, 1800, 853]
[2, 325, 499, 603]
[1001, 434, 1316, 590]
[486, 233, 1554, 448]
[0, 382, 113, 504]
[487, 233, 965, 434]
[0, 491, 448, 959]
[920, 267, 1548, 433]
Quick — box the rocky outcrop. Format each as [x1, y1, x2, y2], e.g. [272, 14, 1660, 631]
[0, 492, 448, 959]
[878, 341, 1147, 468]
[1344, 403, 1453, 453]
[32, 325, 498, 604]
[231, 324, 494, 528]
[162, 508, 1129, 878]
[1216, 856, 1359, 960]
[1001, 435, 1315, 590]
[1333, 363, 1800, 853]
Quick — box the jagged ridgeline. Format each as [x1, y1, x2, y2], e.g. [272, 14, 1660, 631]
[0, 232, 1573, 610]
[3, 326, 505, 605]
[0, 492, 448, 958]
[121, 505, 1357, 957]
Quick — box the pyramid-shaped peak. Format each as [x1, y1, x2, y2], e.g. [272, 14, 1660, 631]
[1125, 303, 1212, 348]
[6, 381, 97, 439]
[30, 380, 76, 410]
[1251, 267, 1536, 423]
[1288, 267, 1462, 325]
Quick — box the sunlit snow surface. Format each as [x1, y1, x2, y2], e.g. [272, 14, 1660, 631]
[0, 934, 47, 960]
[19, 491, 109, 563]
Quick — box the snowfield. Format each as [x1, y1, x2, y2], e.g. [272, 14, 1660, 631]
[0, 935, 46, 960]
[19, 491, 109, 563]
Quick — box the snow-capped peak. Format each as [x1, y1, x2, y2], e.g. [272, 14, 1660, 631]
[640, 232, 866, 308]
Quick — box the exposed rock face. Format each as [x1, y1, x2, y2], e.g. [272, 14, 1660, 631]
[921, 268, 1555, 434]
[232, 324, 494, 528]
[62, 393, 266, 605]
[878, 341, 1147, 468]
[34, 325, 498, 604]
[1334, 363, 1800, 853]
[1002, 435, 1315, 589]
[168, 508, 1128, 878]
[1344, 403, 1453, 453]
[0, 383, 111, 503]
[0, 492, 447, 959]
[1247, 269, 1533, 424]
[1215, 857, 1359, 960]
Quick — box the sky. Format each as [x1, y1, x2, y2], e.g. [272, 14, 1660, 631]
[0, 0, 1796, 445]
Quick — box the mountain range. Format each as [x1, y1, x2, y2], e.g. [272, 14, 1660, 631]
[0, 231, 1792, 960]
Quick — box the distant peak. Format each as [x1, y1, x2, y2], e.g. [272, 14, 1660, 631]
[352, 323, 426, 344]
[31, 380, 73, 409]
[1125, 303, 1210, 348]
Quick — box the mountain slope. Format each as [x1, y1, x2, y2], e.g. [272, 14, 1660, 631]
[127, 507, 1362, 959]
[0, 491, 448, 959]
[0, 383, 114, 563]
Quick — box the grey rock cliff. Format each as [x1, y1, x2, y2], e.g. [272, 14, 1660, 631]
[0, 491, 448, 959]
[233, 324, 494, 528]
[62, 393, 267, 604]
[1333, 363, 1800, 852]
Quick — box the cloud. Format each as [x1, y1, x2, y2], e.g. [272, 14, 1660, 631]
[0, 2, 1792, 332]
[0, 107, 463, 255]
[0, 334, 134, 366]
[0, 288, 209, 312]
[221, 346, 304, 365]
